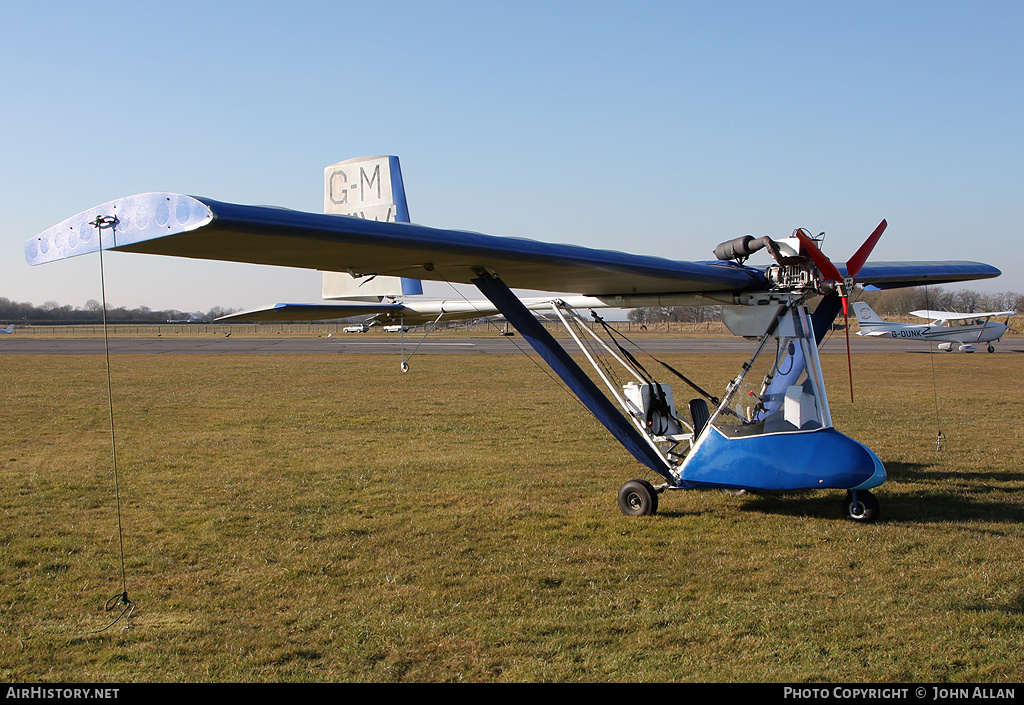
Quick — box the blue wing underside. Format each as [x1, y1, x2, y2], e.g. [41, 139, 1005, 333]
[124, 198, 767, 295]
[25, 193, 1001, 296]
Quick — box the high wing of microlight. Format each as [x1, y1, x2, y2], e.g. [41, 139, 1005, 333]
[852, 301, 1015, 353]
[25, 155, 1002, 522]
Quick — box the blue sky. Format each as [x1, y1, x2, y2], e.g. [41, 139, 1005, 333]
[3, 1, 1022, 312]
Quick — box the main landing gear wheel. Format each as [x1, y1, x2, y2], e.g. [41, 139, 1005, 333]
[618, 479, 659, 516]
[842, 490, 880, 523]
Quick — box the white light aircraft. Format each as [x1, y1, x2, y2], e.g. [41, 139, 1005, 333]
[852, 301, 1014, 353]
[25, 156, 1004, 522]
[0, 324, 14, 334]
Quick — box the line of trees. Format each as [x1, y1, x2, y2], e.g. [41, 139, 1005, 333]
[856, 287, 1022, 317]
[627, 304, 721, 326]
[0, 297, 239, 324]
[627, 287, 1023, 325]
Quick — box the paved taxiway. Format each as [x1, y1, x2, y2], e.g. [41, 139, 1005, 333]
[3, 336, 1020, 355]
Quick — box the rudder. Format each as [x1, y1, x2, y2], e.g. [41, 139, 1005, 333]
[851, 302, 886, 324]
[322, 156, 423, 300]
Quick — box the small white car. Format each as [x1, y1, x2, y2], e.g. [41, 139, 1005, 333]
[343, 324, 370, 333]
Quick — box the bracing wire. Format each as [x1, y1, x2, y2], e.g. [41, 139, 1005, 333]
[88, 216, 136, 632]
[923, 285, 944, 451]
[589, 311, 719, 405]
[432, 269, 592, 415]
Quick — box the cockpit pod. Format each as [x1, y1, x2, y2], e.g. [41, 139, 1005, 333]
[676, 302, 886, 493]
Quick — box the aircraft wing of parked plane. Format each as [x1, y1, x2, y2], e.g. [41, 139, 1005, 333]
[25, 156, 1004, 522]
[216, 296, 614, 327]
[909, 309, 1017, 322]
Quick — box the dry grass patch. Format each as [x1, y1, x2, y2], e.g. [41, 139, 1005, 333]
[1, 352, 1022, 681]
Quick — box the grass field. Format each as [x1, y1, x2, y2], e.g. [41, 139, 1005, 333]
[1, 351, 1022, 682]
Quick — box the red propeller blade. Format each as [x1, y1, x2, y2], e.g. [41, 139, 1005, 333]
[796, 221, 887, 404]
[846, 219, 887, 278]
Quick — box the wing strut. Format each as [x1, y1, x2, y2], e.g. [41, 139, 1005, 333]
[471, 272, 675, 481]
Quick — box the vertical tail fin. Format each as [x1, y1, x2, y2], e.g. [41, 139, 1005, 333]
[850, 302, 894, 336]
[850, 302, 886, 324]
[321, 155, 423, 300]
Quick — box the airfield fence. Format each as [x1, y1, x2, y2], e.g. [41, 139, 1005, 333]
[10, 316, 1020, 337]
[7, 320, 732, 336]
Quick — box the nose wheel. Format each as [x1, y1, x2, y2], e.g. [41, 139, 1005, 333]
[842, 490, 880, 523]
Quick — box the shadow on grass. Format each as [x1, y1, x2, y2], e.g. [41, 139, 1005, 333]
[732, 464, 1024, 525]
[964, 590, 1024, 616]
[737, 492, 1024, 524]
[887, 460, 1024, 485]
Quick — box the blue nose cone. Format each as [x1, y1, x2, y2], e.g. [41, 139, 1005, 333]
[679, 426, 887, 492]
[850, 437, 887, 490]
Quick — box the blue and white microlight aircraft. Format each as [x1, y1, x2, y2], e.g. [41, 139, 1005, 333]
[852, 301, 1015, 353]
[25, 156, 1003, 522]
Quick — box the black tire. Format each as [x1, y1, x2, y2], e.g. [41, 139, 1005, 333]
[618, 479, 659, 516]
[842, 490, 880, 523]
[689, 398, 710, 437]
